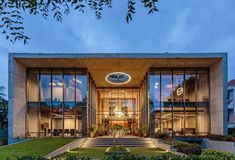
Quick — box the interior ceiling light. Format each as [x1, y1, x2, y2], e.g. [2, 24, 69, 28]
[105, 72, 131, 85]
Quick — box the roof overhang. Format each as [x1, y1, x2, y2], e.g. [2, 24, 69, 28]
[10, 52, 227, 87]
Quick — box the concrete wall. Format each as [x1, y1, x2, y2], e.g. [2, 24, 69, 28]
[210, 57, 228, 135]
[203, 139, 235, 154]
[8, 55, 27, 143]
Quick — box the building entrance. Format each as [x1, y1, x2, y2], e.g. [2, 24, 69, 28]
[96, 89, 139, 135]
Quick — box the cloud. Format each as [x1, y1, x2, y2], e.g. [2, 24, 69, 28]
[0, 0, 235, 97]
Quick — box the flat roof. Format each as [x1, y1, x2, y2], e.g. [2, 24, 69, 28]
[10, 52, 227, 59]
[10, 52, 227, 87]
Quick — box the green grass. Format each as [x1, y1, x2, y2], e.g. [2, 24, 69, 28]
[61, 147, 107, 158]
[0, 138, 75, 160]
[130, 147, 167, 157]
[60, 147, 168, 158]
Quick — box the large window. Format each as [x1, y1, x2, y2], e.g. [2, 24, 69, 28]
[40, 70, 51, 106]
[27, 68, 88, 138]
[150, 68, 209, 136]
[27, 69, 40, 137]
[149, 71, 160, 134]
[173, 70, 184, 134]
[161, 70, 173, 133]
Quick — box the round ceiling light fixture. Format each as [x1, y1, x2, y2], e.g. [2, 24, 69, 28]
[105, 72, 131, 85]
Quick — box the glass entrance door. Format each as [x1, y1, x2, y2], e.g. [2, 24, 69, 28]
[97, 89, 139, 135]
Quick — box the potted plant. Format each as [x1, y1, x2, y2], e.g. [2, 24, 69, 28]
[137, 128, 143, 137]
[141, 125, 148, 138]
[88, 125, 96, 137]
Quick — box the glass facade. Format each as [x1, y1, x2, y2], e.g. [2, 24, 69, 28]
[27, 68, 87, 137]
[27, 67, 210, 138]
[150, 68, 209, 136]
[97, 89, 139, 134]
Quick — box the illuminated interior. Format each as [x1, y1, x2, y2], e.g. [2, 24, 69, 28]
[26, 67, 209, 137]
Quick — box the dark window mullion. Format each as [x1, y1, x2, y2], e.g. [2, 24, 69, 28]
[62, 69, 65, 137]
[26, 69, 29, 138]
[38, 70, 41, 137]
[171, 69, 174, 136]
[160, 70, 162, 133]
[195, 70, 198, 134]
[183, 70, 186, 136]
[74, 69, 76, 137]
[50, 69, 52, 137]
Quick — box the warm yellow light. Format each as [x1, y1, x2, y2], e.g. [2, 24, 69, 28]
[105, 72, 131, 85]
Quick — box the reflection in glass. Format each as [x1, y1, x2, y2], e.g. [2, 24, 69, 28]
[27, 68, 88, 137]
[197, 103, 209, 134]
[64, 69, 75, 107]
[185, 71, 196, 102]
[76, 75, 87, 105]
[149, 68, 209, 136]
[27, 70, 39, 102]
[161, 71, 172, 133]
[197, 70, 209, 102]
[52, 70, 63, 107]
[184, 70, 196, 135]
[40, 106, 51, 137]
[173, 70, 184, 135]
[173, 70, 184, 102]
[28, 104, 38, 137]
[40, 70, 51, 106]
[150, 71, 160, 134]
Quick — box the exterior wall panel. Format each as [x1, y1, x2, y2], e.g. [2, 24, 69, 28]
[8, 57, 27, 143]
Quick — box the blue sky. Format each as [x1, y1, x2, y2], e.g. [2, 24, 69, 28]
[0, 0, 235, 95]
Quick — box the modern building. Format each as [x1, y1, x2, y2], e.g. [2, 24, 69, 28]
[228, 79, 235, 133]
[8, 53, 228, 143]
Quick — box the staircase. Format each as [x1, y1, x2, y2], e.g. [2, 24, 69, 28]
[81, 136, 155, 148]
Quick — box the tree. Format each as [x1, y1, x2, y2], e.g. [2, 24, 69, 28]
[0, 86, 8, 130]
[0, 0, 158, 44]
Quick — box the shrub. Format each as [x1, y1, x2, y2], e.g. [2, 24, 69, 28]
[202, 149, 235, 160]
[164, 140, 201, 155]
[207, 134, 235, 142]
[228, 127, 235, 135]
[104, 154, 148, 160]
[154, 132, 170, 139]
[6, 155, 46, 160]
[88, 125, 96, 133]
[62, 155, 91, 160]
[0, 137, 8, 145]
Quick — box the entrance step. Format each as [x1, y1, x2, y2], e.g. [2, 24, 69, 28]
[80, 136, 155, 148]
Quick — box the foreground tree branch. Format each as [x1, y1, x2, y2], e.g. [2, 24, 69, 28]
[0, 0, 158, 44]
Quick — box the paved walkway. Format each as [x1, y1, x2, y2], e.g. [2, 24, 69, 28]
[44, 138, 86, 159]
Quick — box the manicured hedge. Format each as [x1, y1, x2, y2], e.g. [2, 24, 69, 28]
[202, 149, 235, 160]
[5, 149, 235, 160]
[208, 134, 235, 142]
[154, 132, 170, 139]
[164, 140, 202, 155]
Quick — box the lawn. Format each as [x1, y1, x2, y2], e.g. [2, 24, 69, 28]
[130, 147, 167, 157]
[0, 138, 75, 160]
[60, 147, 107, 158]
[60, 147, 168, 158]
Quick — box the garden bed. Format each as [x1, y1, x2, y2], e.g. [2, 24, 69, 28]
[4, 149, 235, 160]
[105, 146, 130, 155]
[163, 140, 202, 155]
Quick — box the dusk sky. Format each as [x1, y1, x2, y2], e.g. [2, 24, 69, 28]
[0, 0, 235, 95]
